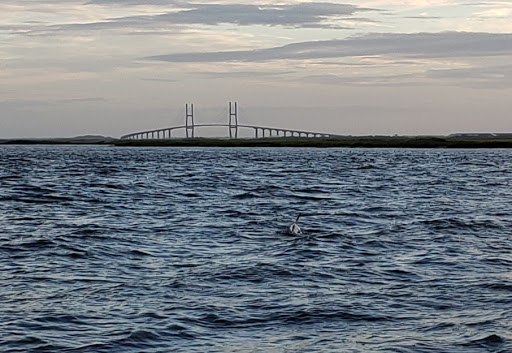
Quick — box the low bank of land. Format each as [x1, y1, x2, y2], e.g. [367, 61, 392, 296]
[114, 136, 512, 148]
[2, 136, 512, 148]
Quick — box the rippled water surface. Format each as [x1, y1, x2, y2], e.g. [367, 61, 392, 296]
[1, 146, 512, 352]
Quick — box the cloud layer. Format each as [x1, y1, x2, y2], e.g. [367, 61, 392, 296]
[147, 32, 512, 62]
[1, 0, 512, 137]
[126, 2, 376, 29]
[2, 1, 379, 36]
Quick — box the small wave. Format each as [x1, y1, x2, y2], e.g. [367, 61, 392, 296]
[187, 308, 391, 329]
[125, 329, 161, 342]
[484, 282, 512, 292]
[420, 322, 456, 332]
[103, 183, 125, 189]
[6, 335, 48, 347]
[207, 262, 294, 283]
[463, 334, 506, 348]
[254, 185, 283, 192]
[4, 238, 57, 252]
[36, 314, 86, 325]
[383, 268, 422, 280]
[354, 164, 379, 170]
[4, 194, 75, 204]
[288, 193, 334, 201]
[482, 257, 512, 266]
[0, 175, 23, 180]
[140, 312, 168, 320]
[177, 192, 201, 197]
[421, 217, 504, 232]
[68, 251, 87, 259]
[233, 192, 260, 199]
[130, 249, 154, 257]
[282, 308, 391, 324]
[165, 324, 197, 338]
[71, 225, 105, 236]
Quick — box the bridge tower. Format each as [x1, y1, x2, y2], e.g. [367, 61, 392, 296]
[185, 103, 194, 138]
[229, 101, 238, 139]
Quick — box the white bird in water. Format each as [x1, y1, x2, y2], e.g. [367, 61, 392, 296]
[287, 213, 345, 235]
[287, 214, 303, 235]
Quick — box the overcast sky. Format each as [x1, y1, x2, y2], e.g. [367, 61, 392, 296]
[1, 0, 511, 138]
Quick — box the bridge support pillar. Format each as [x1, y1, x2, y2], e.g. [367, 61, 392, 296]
[186, 103, 195, 138]
[229, 102, 238, 138]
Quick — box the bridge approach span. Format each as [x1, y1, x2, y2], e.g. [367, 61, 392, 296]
[121, 124, 338, 140]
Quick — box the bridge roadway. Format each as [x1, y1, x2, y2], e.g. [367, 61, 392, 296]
[121, 123, 338, 140]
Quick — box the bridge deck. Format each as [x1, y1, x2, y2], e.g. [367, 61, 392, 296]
[121, 124, 339, 140]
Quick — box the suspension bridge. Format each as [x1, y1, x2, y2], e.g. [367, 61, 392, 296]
[120, 102, 341, 140]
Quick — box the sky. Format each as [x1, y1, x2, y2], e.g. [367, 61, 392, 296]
[1, 0, 512, 138]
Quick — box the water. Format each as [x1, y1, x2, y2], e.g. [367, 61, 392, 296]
[1, 146, 511, 352]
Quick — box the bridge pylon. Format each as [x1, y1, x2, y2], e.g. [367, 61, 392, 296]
[229, 101, 238, 139]
[185, 103, 194, 138]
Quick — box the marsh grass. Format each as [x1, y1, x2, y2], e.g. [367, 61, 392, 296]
[114, 137, 512, 148]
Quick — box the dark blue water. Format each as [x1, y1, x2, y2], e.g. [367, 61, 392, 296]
[1, 146, 511, 352]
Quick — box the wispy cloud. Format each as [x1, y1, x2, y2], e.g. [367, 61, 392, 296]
[361, 0, 451, 8]
[428, 64, 512, 88]
[1, 1, 378, 37]
[297, 73, 424, 86]
[56, 97, 107, 103]
[142, 3, 376, 28]
[0, 97, 106, 107]
[473, 7, 512, 17]
[146, 32, 512, 63]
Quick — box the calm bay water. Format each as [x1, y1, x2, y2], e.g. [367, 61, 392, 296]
[1, 146, 511, 352]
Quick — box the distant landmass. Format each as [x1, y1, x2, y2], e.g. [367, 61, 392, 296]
[448, 133, 512, 139]
[0, 135, 116, 145]
[1, 134, 512, 148]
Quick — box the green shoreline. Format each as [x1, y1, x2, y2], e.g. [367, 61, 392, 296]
[2, 137, 512, 148]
